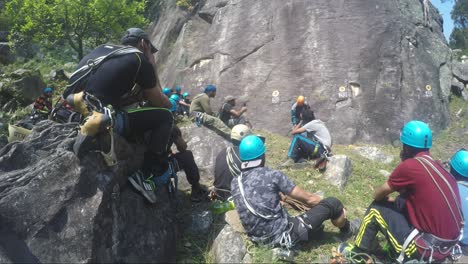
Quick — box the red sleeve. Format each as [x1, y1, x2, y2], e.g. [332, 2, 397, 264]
[388, 160, 416, 191]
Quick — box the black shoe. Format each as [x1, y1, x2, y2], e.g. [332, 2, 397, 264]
[340, 219, 361, 241]
[190, 185, 208, 202]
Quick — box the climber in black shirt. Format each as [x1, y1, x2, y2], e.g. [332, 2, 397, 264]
[71, 28, 173, 203]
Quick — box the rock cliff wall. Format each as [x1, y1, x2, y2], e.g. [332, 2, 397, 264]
[150, 0, 454, 144]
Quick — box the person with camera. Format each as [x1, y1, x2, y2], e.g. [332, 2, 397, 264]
[219, 95, 252, 128]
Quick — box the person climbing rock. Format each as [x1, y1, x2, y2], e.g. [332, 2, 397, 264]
[232, 135, 359, 249]
[281, 109, 331, 170]
[32, 87, 53, 122]
[69, 27, 173, 204]
[219, 95, 252, 128]
[450, 149, 468, 254]
[339, 121, 463, 263]
[290, 95, 310, 127]
[189, 84, 231, 139]
[213, 124, 252, 200]
[168, 125, 208, 202]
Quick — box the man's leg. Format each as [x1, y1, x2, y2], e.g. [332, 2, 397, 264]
[174, 150, 207, 202]
[287, 135, 317, 162]
[126, 107, 174, 176]
[354, 201, 417, 259]
[291, 197, 355, 242]
[202, 115, 231, 139]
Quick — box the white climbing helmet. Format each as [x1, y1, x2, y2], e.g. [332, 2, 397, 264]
[230, 124, 251, 142]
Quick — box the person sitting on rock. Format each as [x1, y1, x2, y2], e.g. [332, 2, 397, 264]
[281, 109, 331, 170]
[70, 27, 173, 204]
[338, 121, 463, 263]
[449, 149, 468, 254]
[232, 135, 359, 249]
[32, 87, 53, 122]
[290, 95, 310, 127]
[168, 125, 208, 202]
[169, 94, 180, 114]
[189, 84, 231, 139]
[219, 95, 252, 128]
[213, 124, 252, 201]
[178, 92, 191, 116]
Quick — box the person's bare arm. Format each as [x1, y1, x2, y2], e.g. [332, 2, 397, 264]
[291, 124, 306, 135]
[229, 106, 247, 117]
[288, 186, 322, 207]
[143, 88, 171, 108]
[373, 181, 395, 202]
[140, 41, 171, 108]
[179, 100, 190, 107]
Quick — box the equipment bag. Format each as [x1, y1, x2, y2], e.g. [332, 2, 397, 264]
[63, 45, 142, 99]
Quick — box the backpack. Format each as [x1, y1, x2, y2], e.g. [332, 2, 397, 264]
[63, 44, 142, 99]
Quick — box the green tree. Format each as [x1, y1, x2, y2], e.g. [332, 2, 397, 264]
[3, 0, 148, 60]
[447, 0, 468, 54]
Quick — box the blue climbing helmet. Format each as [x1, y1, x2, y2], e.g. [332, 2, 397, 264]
[400, 120, 432, 149]
[204, 84, 217, 93]
[239, 135, 266, 161]
[182, 92, 189, 98]
[451, 149, 468, 178]
[43, 87, 53, 93]
[163, 87, 172, 96]
[170, 94, 180, 102]
[175, 86, 182, 92]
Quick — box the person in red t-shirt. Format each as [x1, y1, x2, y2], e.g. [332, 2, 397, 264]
[339, 120, 463, 263]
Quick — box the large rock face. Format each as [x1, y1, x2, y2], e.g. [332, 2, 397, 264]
[0, 121, 176, 263]
[150, 0, 452, 144]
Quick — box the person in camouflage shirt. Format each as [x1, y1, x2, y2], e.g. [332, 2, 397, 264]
[231, 135, 359, 248]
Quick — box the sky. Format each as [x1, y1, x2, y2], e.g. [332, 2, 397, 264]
[431, 0, 455, 41]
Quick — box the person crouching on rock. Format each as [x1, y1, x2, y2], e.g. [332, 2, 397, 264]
[231, 135, 359, 249]
[219, 95, 252, 128]
[70, 27, 173, 204]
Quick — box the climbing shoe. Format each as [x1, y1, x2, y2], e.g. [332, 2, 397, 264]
[190, 184, 209, 203]
[338, 242, 370, 263]
[314, 156, 328, 172]
[128, 171, 157, 204]
[279, 158, 296, 168]
[340, 218, 361, 241]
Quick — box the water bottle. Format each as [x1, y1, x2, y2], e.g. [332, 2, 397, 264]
[212, 198, 235, 214]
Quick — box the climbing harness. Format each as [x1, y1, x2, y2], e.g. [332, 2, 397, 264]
[227, 146, 242, 178]
[237, 172, 281, 220]
[191, 111, 205, 127]
[396, 155, 464, 263]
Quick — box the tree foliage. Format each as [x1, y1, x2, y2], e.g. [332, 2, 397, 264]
[449, 0, 468, 54]
[3, 0, 148, 60]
